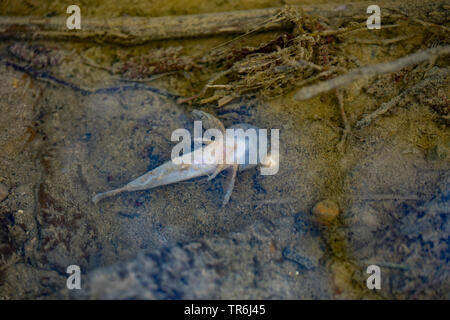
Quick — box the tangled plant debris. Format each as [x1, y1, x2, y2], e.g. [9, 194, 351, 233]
[8, 43, 63, 69]
[111, 46, 195, 79]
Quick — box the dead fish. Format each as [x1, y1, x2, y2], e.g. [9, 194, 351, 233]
[92, 110, 270, 206]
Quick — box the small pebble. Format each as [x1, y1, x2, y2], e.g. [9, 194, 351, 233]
[312, 199, 340, 224]
[269, 240, 277, 254]
[331, 262, 349, 295]
[0, 183, 9, 202]
[282, 247, 316, 270]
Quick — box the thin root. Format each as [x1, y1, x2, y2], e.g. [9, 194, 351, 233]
[294, 45, 450, 101]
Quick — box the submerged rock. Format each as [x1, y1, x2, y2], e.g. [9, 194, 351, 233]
[312, 199, 340, 225]
[343, 143, 449, 299]
[72, 217, 331, 299]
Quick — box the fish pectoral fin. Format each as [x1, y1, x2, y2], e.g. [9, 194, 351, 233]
[207, 164, 227, 181]
[192, 109, 225, 134]
[222, 164, 238, 207]
[92, 187, 125, 204]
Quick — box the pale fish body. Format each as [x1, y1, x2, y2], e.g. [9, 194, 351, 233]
[92, 122, 266, 206]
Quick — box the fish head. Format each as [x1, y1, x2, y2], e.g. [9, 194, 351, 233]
[227, 123, 268, 172]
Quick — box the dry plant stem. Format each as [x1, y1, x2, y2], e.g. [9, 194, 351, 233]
[387, 7, 450, 32]
[0, 9, 285, 44]
[313, 23, 400, 37]
[336, 89, 350, 150]
[337, 89, 350, 133]
[210, 12, 285, 50]
[348, 35, 413, 45]
[294, 45, 450, 101]
[355, 67, 448, 128]
[178, 69, 232, 104]
[356, 91, 408, 128]
[0, 0, 446, 44]
[80, 53, 113, 72]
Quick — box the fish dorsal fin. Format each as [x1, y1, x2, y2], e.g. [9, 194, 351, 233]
[192, 109, 225, 134]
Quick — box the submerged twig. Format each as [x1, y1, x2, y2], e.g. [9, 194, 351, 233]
[386, 7, 450, 32]
[356, 66, 449, 128]
[356, 89, 409, 128]
[0, 8, 288, 44]
[336, 89, 351, 151]
[312, 23, 400, 37]
[294, 45, 450, 101]
[347, 35, 414, 46]
[1, 0, 445, 44]
[1, 58, 179, 98]
[210, 11, 286, 50]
